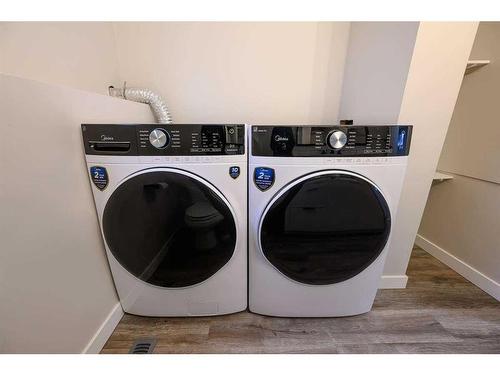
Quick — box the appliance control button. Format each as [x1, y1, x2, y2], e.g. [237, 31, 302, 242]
[149, 128, 169, 149]
[327, 130, 347, 149]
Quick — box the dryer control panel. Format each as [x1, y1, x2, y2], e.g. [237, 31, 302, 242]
[82, 124, 245, 156]
[252, 125, 412, 157]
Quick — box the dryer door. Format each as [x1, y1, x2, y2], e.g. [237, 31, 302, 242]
[102, 168, 237, 288]
[259, 171, 391, 285]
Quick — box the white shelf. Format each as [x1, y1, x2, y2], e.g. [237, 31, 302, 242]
[433, 172, 454, 181]
[465, 60, 490, 75]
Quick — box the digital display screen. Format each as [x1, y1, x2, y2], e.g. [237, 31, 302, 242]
[190, 126, 224, 153]
[397, 129, 407, 152]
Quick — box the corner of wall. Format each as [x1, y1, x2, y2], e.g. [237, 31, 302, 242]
[416, 235, 500, 301]
[386, 22, 479, 277]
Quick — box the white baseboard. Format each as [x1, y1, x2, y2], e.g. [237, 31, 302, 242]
[379, 275, 408, 289]
[416, 234, 500, 301]
[82, 303, 124, 354]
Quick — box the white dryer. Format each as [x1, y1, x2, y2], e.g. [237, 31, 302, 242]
[248, 125, 412, 317]
[82, 124, 247, 316]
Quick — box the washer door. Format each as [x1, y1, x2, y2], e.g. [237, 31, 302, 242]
[259, 171, 391, 285]
[103, 169, 237, 288]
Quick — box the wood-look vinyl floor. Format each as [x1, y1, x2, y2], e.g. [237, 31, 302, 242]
[101, 247, 500, 354]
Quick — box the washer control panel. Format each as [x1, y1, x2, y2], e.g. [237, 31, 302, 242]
[252, 125, 412, 157]
[82, 124, 245, 156]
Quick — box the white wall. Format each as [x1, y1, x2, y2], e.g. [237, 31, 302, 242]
[0, 74, 153, 353]
[417, 22, 500, 301]
[0, 22, 119, 94]
[0, 23, 133, 353]
[339, 22, 419, 123]
[112, 22, 350, 124]
[387, 22, 479, 278]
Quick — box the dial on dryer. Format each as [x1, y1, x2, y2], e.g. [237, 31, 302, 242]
[327, 130, 347, 149]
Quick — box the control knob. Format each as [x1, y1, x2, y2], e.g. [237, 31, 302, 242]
[149, 128, 169, 149]
[327, 130, 347, 149]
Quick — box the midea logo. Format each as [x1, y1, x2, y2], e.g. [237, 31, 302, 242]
[101, 135, 114, 141]
[274, 135, 289, 142]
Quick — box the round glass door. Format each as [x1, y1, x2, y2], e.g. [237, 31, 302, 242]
[259, 171, 391, 285]
[103, 169, 236, 288]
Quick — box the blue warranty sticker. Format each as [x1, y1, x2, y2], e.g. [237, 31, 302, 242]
[229, 166, 240, 179]
[90, 166, 108, 190]
[254, 167, 275, 191]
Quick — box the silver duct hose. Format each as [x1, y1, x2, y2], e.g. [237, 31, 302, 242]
[108, 84, 172, 124]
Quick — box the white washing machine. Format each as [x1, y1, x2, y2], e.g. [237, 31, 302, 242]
[249, 125, 412, 317]
[82, 124, 247, 316]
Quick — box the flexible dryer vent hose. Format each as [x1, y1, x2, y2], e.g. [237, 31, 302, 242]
[109, 84, 172, 124]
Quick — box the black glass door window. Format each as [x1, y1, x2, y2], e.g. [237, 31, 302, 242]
[260, 172, 390, 285]
[103, 170, 236, 288]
